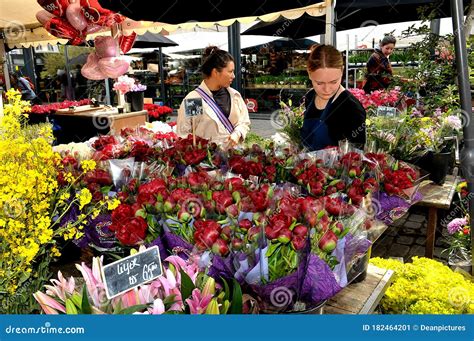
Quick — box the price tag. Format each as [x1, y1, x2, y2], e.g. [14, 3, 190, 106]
[184, 98, 203, 117]
[376, 106, 398, 117]
[102, 246, 162, 299]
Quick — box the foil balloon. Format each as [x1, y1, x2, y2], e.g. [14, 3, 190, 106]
[94, 36, 118, 59]
[80, 0, 125, 27]
[45, 17, 84, 45]
[37, 0, 70, 18]
[81, 53, 106, 80]
[85, 24, 102, 35]
[119, 32, 136, 54]
[66, 0, 88, 31]
[98, 57, 130, 78]
[35, 10, 55, 26]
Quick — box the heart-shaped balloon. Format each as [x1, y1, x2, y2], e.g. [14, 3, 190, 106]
[119, 32, 137, 54]
[66, 0, 88, 31]
[80, 0, 125, 27]
[98, 57, 130, 78]
[85, 23, 102, 35]
[81, 53, 106, 80]
[37, 0, 70, 17]
[36, 10, 55, 26]
[45, 17, 84, 45]
[94, 36, 118, 58]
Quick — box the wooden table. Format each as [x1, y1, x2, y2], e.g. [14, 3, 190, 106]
[52, 109, 147, 143]
[415, 173, 459, 258]
[324, 264, 394, 314]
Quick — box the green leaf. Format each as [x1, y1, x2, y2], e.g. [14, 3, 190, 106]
[229, 279, 243, 314]
[222, 277, 231, 302]
[220, 300, 230, 314]
[100, 186, 112, 194]
[80, 284, 92, 314]
[65, 299, 78, 314]
[116, 304, 149, 315]
[328, 179, 341, 186]
[70, 293, 82, 308]
[180, 270, 195, 301]
[163, 294, 177, 308]
[266, 242, 281, 258]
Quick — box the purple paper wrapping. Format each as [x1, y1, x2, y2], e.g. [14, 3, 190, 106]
[146, 236, 168, 261]
[300, 254, 342, 303]
[343, 233, 372, 262]
[161, 231, 193, 259]
[373, 190, 423, 225]
[207, 248, 341, 311]
[207, 253, 240, 282]
[73, 213, 117, 249]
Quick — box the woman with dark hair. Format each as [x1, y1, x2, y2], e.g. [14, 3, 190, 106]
[301, 44, 366, 151]
[363, 35, 397, 93]
[177, 46, 250, 147]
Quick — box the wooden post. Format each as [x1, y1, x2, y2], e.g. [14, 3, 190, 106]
[192, 116, 196, 146]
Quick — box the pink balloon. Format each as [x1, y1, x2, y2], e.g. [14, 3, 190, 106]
[94, 36, 118, 59]
[66, 1, 87, 31]
[36, 10, 55, 26]
[81, 53, 106, 80]
[98, 57, 130, 78]
[85, 24, 102, 35]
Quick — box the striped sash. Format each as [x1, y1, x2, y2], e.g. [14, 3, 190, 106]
[195, 87, 235, 134]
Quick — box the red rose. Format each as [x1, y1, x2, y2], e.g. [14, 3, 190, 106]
[111, 203, 134, 225]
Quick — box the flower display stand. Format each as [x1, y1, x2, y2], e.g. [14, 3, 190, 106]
[324, 264, 394, 314]
[415, 172, 459, 258]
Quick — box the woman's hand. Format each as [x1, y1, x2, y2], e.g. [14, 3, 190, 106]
[225, 133, 240, 148]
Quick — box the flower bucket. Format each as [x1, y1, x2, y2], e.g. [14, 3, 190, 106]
[126, 91, 144, 112]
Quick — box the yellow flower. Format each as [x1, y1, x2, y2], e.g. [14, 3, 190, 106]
[81, 159, 96, 173]
[107, 198, 121, 211]
[77, 189, 92, 210]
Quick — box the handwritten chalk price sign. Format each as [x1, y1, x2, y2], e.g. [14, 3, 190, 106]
[102, 246, 162, 299]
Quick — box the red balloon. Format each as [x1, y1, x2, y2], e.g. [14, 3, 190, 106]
[119, 32, 136, 54]
[37, 0, 70, 18]
[45, 17, 84, 45]
[36, 10, 55, 26]
[80, 0, 125, 27]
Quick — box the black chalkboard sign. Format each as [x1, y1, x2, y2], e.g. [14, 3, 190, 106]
[102, 246, 163, 299]
[184, 98, 203, 117]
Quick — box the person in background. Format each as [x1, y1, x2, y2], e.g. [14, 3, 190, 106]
[10, 73, 42, 105]
[177, 46, 250, 147]
[301, 44, 366, 151]
[363, 35, 396, 93]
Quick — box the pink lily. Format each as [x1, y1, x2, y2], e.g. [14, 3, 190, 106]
[186, 288, 212, 314]
[45, 271, 75, 302]
[33, 291, 66, 314]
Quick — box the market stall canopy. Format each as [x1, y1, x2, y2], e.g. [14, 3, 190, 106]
[132, 32, 178, 48]
[242, 0, 471, 38]
[98, 0, 326, 23]
[242, 38, 318, 53]
[160, 32, 282, 54]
